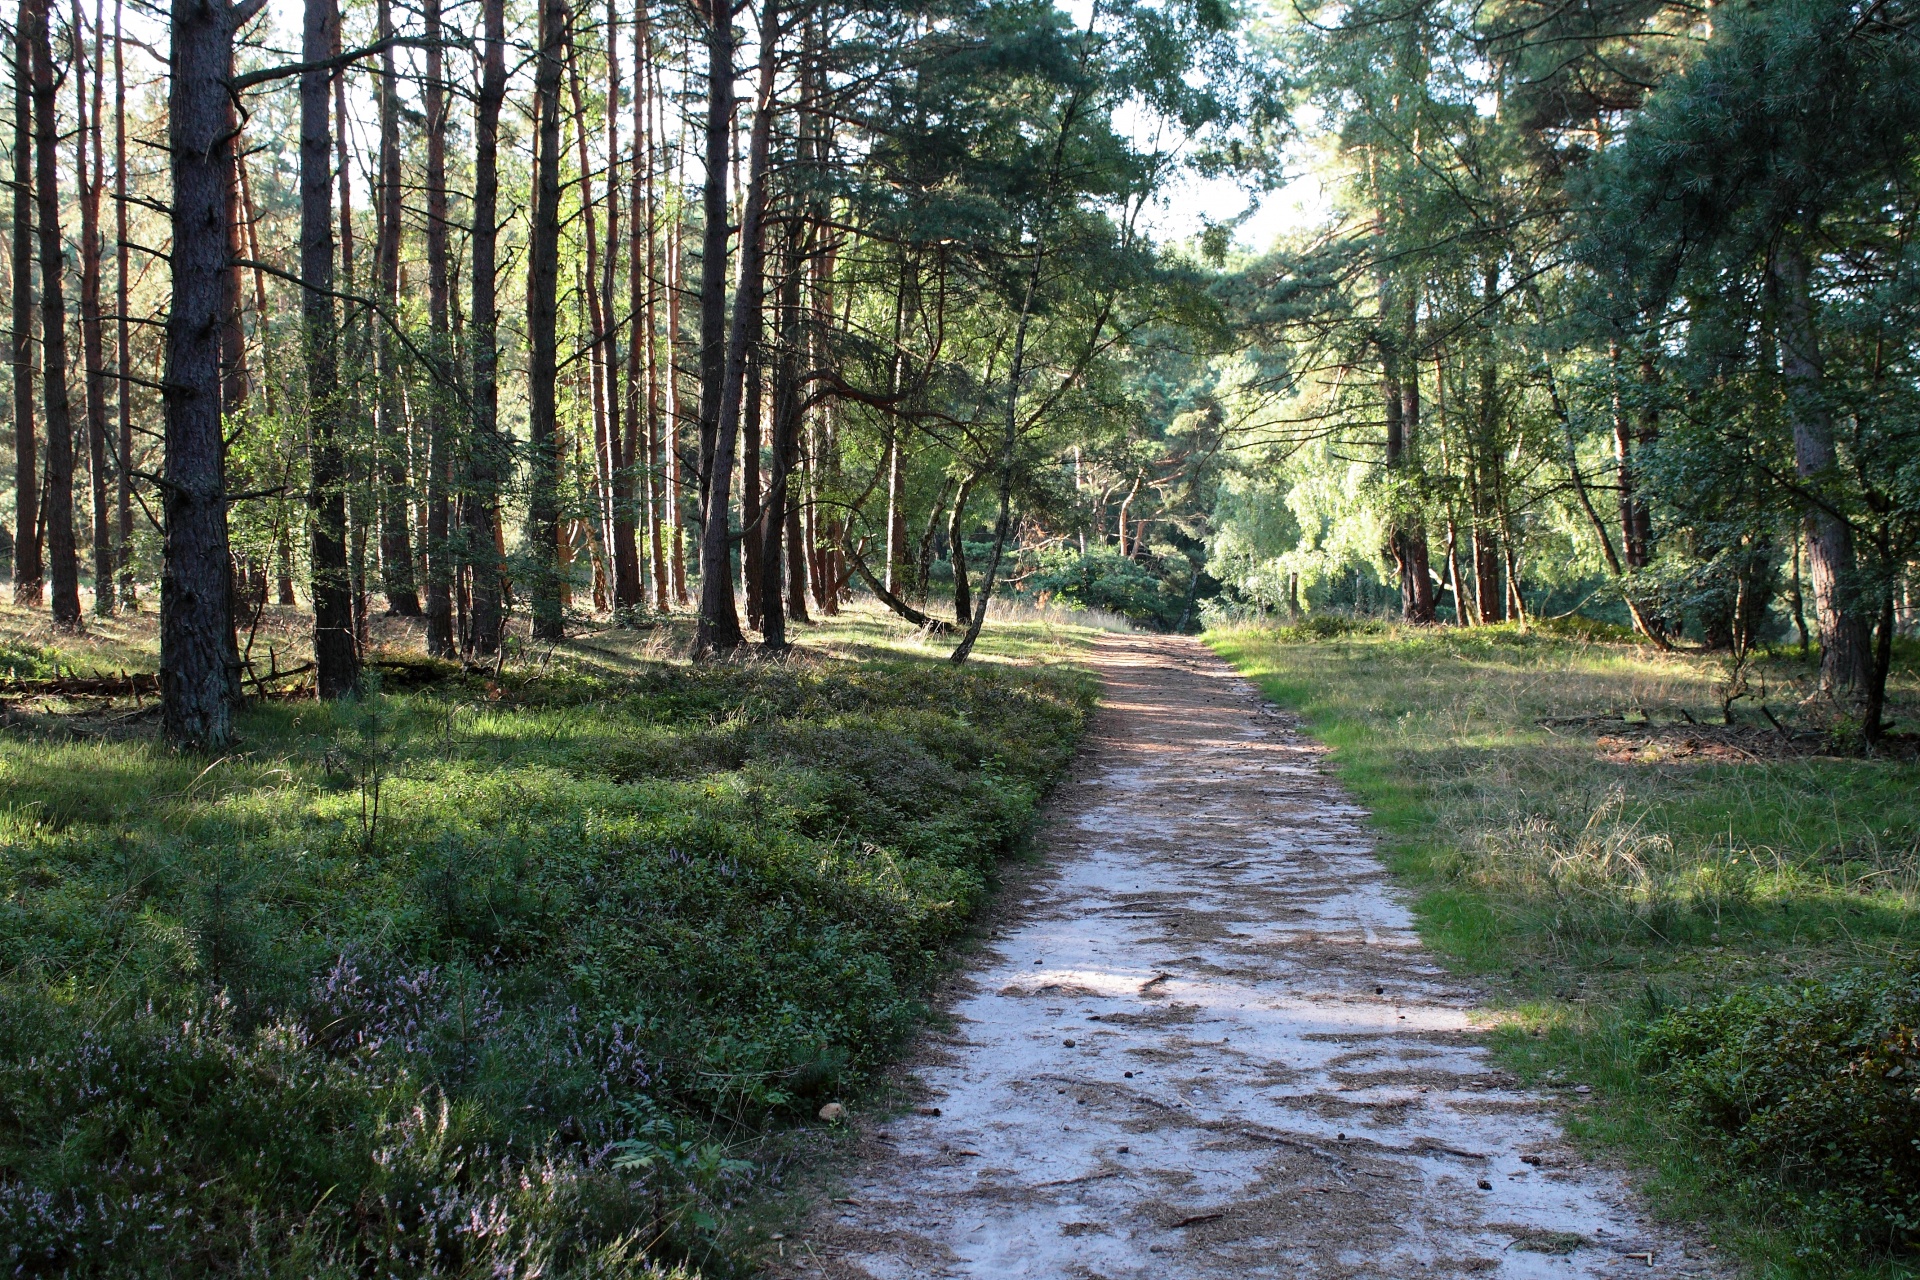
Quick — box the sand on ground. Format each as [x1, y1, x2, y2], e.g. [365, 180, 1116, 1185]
[780, 633, 1721, 1279]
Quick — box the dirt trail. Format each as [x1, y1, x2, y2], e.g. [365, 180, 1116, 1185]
[785, 634, 1718, 1279]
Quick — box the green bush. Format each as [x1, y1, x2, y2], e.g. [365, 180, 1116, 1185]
[1639, 967, 1920, 1256]
[1021, 548, 1190, 629]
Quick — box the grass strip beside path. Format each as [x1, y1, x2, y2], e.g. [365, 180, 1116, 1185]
[1208, 621, 1920, 1279]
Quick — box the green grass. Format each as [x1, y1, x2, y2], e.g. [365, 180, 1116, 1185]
[1207, 620, 1920, 1278]
[0, 601, 1102, 1278]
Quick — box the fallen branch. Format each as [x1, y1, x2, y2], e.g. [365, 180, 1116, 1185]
[0, 672, 159, 697]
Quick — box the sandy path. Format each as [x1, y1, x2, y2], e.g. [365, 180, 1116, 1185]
[784, 634, 1718, 1279]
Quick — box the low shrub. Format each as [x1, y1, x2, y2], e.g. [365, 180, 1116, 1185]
[1639, 967, 1920, 1256]
[0, 650, 1092, 1277]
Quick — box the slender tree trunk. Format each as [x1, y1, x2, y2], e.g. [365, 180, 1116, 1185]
[914, 476, 949, 604]
[330, 38, 368, 652]
[237, 140, 271, 411]
[761, 227, 803, 649]
[302, 0, 357, 696]
[1774, 237, 1870, 694]
[419, 0, 454, 654]
[1862, 583, 1894, 747]
[370, 0, 418, 615]
[742, 353, 763, 629]
[1608, 343, 1646, 571]
[693, 0, 733, 537]
[463, 0, 507, 656]
[525, 0, 568, 640]
[605, 0, 641, 611]
[74, 0, 110, 613]
[113, 0, 130, 605]
[885, 431, 907, 592]
[667, 181, 687, 605]
[1788, 530, 1810, 657]
[633, 5, 667, 612]
[10, 2, 37, 605]
[219, 108, 248, 417]
[1396, 344, 1435, 623]
[162, 0, 262, 746]
[693, 0, 777, 656]
[28, 0, 78, 624]
[564, 26, 618, 617]
[949, 469, 977, 625]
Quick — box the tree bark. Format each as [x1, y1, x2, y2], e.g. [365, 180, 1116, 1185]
[604, 0, 641, 611]
[1773, 236, 1870, 693]
[563, 26, 616, 618]
[463, 0, 507, 656]
[371, 0, 418, 615]
[75, 0, 111, 614]
[1395, 350, 1435, 623]
[742, 352, 763, 630]
[885, 430, 907, 590]
[694, 0, 777, 657]
[526, 0, 568, 640]
[632, 4, 667, 612]
[693, 0, 733, 537]
[113, 0, 129, 607]
[161, 0, 262, 747]
[760, 228, 802, 649]
[666, 159, 687, 605]
[29, 0, 78, 624]
[948, 469, 978, 625]
[301, 0, 357, 697]
[10, 1, 36, 605]
[331, 33, 369, 652]
[420, 0, 453, 654]
[219, 108, 248, 418]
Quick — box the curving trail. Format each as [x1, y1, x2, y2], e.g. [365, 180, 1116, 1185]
[785, 634, 1719, 1279]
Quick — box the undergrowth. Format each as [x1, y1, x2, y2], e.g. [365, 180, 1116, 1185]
[1207, 621, 1920, 1278]
[0, 614, 1095, 1277]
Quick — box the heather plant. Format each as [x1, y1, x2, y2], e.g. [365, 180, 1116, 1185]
[0, 636, 1093, 1277]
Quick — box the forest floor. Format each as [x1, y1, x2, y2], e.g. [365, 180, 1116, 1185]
[779, 633, 1720, 1279]
[0, 597, 1109, 1277]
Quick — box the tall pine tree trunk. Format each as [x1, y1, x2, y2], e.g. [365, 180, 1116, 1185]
[693, 0, 777, 656]
[77, 0, 110, 614]
[373, 0, 418, 614]
[632, 0, 665, 612]
[691, 0, 734, 635]
[301, 0, 357, 697]
[604, 0, 641, 610]
[742, 352, 762, 630]
[666, 151, 687, 605]
[10, 1, 37, 605]
[113, 0, 129, 605]
[219, 106, 248, 417]
[464, 0, 507, 656]
[760, 225, 803, 650]
[29, 0, 79, 625]
[564, 29, 616, 616]
[421, 0, 454, 654]
[161, 0, 262, 746]
[333, 43, 370, 652]
[1395, 337, 1434, 623]
[526, 0, 567, 640]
